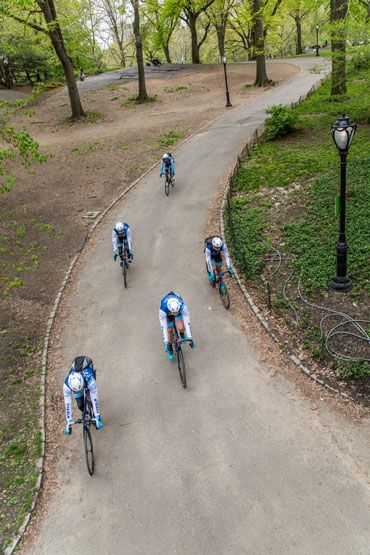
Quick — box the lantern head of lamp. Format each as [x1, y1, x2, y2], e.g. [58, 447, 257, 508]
[332, 114, 357, 154]
[222, 56, 227, 64]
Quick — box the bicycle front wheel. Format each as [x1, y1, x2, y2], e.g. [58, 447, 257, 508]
[121, 259, 127, 288]
[219, 280, 230, 309]
[83, 425, 95, 476]
[165, 176, 170, 196]
[177, 347, 187, 388]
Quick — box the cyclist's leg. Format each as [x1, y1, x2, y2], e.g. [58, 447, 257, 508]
[75, 392, 85, 413]
[117, 243, 123, 264]
[174, 316, 185, 340]
[166, 321, 175, 358]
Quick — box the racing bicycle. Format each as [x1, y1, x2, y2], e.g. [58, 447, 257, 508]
[70, 388, 96, 476]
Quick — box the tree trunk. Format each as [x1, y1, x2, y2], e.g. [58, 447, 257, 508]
[188, 12, 201, 63]
[295, 16, 303, 54]
[253, 0, 270, 86]
[132, 0, 149, 101]
[163, 44, 172, 64]
[118, 41, 126, 67]
[37, 0, 84, 119]
[330, 0, 349, 97]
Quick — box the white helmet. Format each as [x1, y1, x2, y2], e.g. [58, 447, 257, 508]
[162, 153, 170, 160]
[68, 372, 84, 393]
[115, 221, 124, 232]
[212, 236, 223, 249]
[167, 297, 181, 314]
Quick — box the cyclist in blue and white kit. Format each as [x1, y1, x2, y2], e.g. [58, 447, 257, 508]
[159, 153, 175, 179]
[159, 292, 196, 360]
[63, 356, 104, 435]
[205, 236, 234, 284]
[112, 221, 133, 263]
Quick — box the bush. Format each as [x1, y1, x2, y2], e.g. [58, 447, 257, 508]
[349, 47, 370, 73]
[265, 104, 298, 140]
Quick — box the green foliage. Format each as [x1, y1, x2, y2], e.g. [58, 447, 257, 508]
[121, 95, 158, 107]
[164, 85, 187, 93]
[283, 157, 370, 295]
[155, 130, 186, 148]
[71, 141, 100, 155]
[264, 105, 299, 140]
[336, 360, 370, 379]
[348, 46, 370, 74]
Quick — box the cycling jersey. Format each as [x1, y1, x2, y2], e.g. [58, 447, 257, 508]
[159, 292, 192, 343]
[160, 157, 175, 177]
[63, 365, 100, 423]
[205, 237, 231, 272]
[112, 223, 133, 253]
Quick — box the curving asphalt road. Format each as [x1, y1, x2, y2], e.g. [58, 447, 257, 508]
[28, 59, 370, 555]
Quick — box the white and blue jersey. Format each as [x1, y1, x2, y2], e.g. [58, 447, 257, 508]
[160, 157, 175, 177]
[205, 239, 231, 272]
[63, 366, 100, 424]
[159, 292, 192, 343]
[112, 223, 133, 253]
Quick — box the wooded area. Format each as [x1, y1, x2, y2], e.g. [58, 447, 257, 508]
[0, 0, 368, 119]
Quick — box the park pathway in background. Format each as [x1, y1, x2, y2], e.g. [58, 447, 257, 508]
[27, 59, 370, 555]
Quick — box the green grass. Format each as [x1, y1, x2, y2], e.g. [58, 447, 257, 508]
[71, 140, 100, 155]
[226, 69, 370, 379]
[121, 95, 157, 108]
[164, 85, 187, 93]
[154, 130, 187, 149]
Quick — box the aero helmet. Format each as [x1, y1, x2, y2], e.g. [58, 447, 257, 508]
[162, 153, 170, 160]
[211, 236, 223, 249]
[115, 222, 124, 232]
[68, 372, 84, 393]
[167, 297, 181, 314]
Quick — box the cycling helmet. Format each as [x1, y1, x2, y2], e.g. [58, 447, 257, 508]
[167, 297, 181, 314]
[72, 356, 92, 372]
[115, 222, 124, 232]
[211, 236, 223, 250]
[162, 153, 170, 161]
[68, 372, 84, 393]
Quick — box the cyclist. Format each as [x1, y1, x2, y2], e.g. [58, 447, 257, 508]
[159, 153, 175, 180]
[205, 236, 234, 284]
[63, 355, 104, 435]
[112, 221, 133, 263]
[159, 291, 196, 360]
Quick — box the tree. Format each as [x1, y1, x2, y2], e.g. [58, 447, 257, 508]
[208, 0, 236, 59]
[2, 0, 85, 119]
[178, 0, 216, 63]
[131, 0, 149, 100]
[330, 0, 349, 97]
[253, 0, 270, 86]
[145, 0, 180, 63]
[97, 0, 130, 67]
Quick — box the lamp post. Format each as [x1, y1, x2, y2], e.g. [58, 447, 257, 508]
[316, 24, 319, 57]
[330, 114, 357, 291]
[221, 56, 232, 107]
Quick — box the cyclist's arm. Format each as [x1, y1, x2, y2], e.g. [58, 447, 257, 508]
[222, 242, 231, 269]
[205, 247, 213, 273]
[159, 309, 169, 343]
[112, 230, 118, 252]
[63, 383, 73, 423]
[170, 159, 175, 175]
[182, 305, 193, 340]
[159, 161, 164, 175]
[126, 227, 133, 252]
[88, 379, 101, 418]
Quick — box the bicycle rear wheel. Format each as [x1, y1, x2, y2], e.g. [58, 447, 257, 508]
[219, 280, 230, 309]
[165, 175, 170, 196]
[177, 347, 186, 388]
[83, 425, 95, 476]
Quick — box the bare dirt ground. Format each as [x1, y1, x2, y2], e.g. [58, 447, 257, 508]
[0, 61, 300, 551]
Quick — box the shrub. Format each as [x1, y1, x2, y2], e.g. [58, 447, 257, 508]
[264, 104, 298, 140]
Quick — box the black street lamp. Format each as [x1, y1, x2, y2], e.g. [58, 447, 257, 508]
[330, 114, 357, 291]
[316, 25, 320, 57]
[221, 56, 232, 107]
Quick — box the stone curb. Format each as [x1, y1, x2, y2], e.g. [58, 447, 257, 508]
[5, 62, 331, 555]
[219, 75, 357, 405]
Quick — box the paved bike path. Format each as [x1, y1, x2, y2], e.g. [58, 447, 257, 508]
[28, 59, 370, 555]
